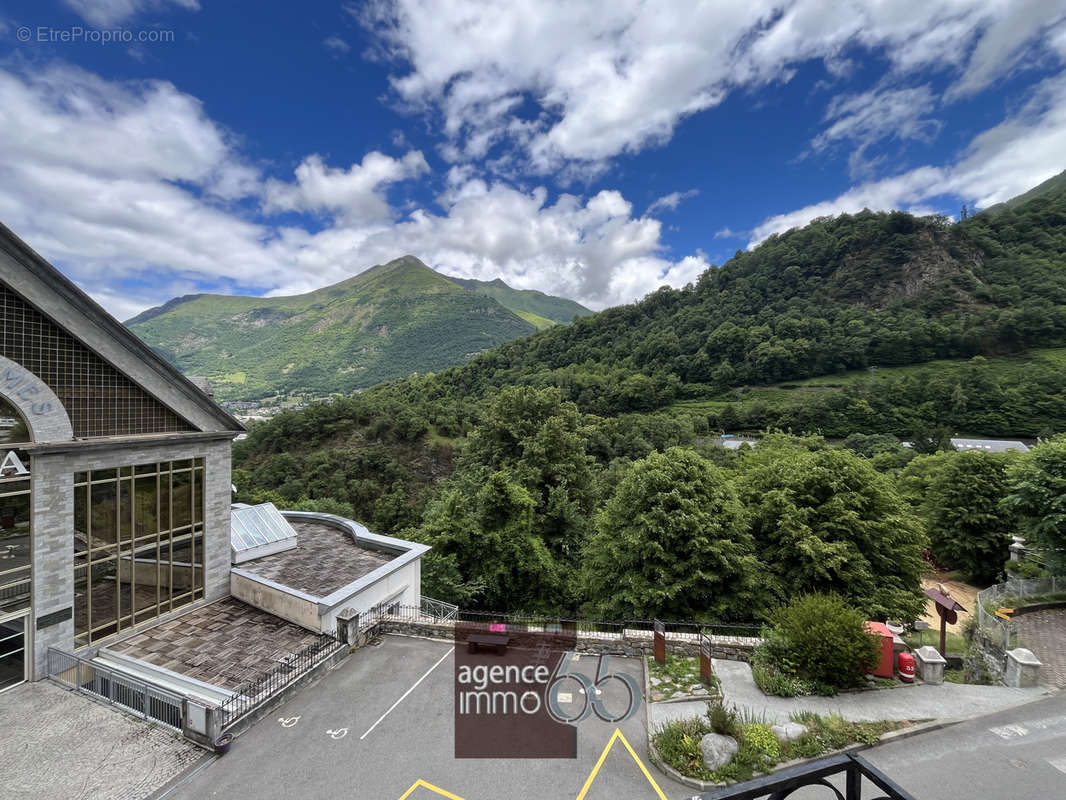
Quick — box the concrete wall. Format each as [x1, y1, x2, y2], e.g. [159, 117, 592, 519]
[28, 435, 233, 679]
[319, 558, 421, 633]
[230, 572, 320, 631]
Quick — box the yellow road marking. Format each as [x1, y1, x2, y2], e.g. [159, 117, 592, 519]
[397, 728, 666, 800]
[397, 779, 468, 800]
[576, 728, 668, 800]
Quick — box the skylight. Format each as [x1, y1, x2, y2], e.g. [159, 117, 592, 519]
[231, 502, 298, 563]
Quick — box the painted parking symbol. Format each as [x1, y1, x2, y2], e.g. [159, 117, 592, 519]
[279, 715, 301, 728]
[326, 727, 349, 740]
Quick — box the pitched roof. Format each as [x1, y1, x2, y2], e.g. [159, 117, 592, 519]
[0, 222, 243, 434]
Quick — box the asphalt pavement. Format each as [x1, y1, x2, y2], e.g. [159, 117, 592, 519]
[156, 634, 692, 800]
[865, 690, 1066, 800]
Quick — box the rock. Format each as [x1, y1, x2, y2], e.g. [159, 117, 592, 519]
[650, 676, 662, 686]
[771, 722, 808, 742]
[690, 684, 704, 692]
[700, 733, 739, 771]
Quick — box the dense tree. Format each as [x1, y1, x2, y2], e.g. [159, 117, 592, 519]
[736, 436, 927, 622]
[924, 451, 1018, 585]
[416, 473, 561, 611]
[1004, 435, 1066, 573]
[581, 447, 763, 621]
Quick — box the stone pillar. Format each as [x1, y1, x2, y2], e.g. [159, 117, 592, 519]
[914, 646, 946, 685]
[336, 607, 359, 645]
[30, 453, 74, 680]
[1003, 648, 1042, 688]
[203, 439, 233, 602]
[1009, 535, 1026, 562]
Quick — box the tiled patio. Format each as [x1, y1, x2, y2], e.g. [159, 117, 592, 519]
[237, 519, 391, 597]
[109, 597, 322, 689]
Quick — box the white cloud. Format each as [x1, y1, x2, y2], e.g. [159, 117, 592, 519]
[714, 227, 741, 239]
[0, 63, 701, 317]
[262, 150, 429, 224]
[63, 0, 199, 27]
[811, 85, 941, 177]
[647, 189, 698, 215]
[323, 35, 350, 55]
[362, 0, 1065, 173]
[750, 73, 1066, 245]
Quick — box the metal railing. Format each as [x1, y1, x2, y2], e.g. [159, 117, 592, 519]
[218, 631, 342, 730]
[358, 604, 762, 643]
[420, 595, 458, 621]
[976, 575, 1064, 650]
[47, 648, 184, 732]
[694, 752, 916, 800]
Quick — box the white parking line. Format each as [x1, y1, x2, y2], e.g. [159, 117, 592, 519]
[359, 646, 453, 740]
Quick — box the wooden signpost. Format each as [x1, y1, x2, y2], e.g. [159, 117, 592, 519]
[699, 632, 713, 684]
[923, 586, 967, 658]
[653, 619, 666, 665]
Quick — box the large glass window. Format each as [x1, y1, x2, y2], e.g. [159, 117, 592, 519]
[0, 398, 31, 617]
[74, 457, 205, 647]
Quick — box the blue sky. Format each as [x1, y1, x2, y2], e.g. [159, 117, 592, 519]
[0, 1, 1064, 319]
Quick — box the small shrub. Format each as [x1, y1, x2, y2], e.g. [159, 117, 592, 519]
[742, 723, 780, 760]
[708, 700, 738, 737]
[751, 661, 814, 697]
[765, 593, 881, 690]
[652, 717, 714, 780]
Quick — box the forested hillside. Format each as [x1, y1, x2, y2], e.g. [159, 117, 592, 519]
[234, 174, 1066, 620]
[127, 256, 588, 400]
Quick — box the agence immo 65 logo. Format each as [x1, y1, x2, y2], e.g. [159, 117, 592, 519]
[453, 624, 641, 759]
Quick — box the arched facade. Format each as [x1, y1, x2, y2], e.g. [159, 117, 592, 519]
[0, 222, 244, 688]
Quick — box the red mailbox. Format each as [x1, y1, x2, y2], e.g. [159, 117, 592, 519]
[864, 622, 895, 678]
[897, 651, 915, 683]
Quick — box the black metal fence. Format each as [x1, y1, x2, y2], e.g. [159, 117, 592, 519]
[219, 631, 342, 730]
[694, 752, 916, 800]
[359, 602, 762, 641]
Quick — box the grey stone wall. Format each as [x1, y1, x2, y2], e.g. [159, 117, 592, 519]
[29, 436, 233, 679]
[374, 619, 760, 662]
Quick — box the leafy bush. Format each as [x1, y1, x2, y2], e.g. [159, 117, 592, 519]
[750, 660, 815, 697]
[758, 593, 881, 693]
[708, 701, 738, 737]
[741, 723, 780, 760]
[652, 717, 715, 781]
[1004, 557, 1048, 579]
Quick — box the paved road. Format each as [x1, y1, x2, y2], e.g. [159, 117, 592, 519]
[865, 690, 1066, 799]
[159, 635, 692, 800]
[652, 659, 1048, 728]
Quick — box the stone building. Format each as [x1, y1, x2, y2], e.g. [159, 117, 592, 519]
[0, 222, 244, 688]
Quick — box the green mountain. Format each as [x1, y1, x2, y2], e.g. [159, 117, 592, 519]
[440, 177, 1066, 419]
[981, 168, 1066, 216]
[445, 276, 592, 329]
[126, 256, 586, 400]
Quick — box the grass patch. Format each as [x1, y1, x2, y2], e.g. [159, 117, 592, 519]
[653, 709, 912, 783]
[648, 653, 719, 701]
[903, 629, 968, 654]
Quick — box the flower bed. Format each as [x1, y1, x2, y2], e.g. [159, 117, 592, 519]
[652, 708, 911, 784]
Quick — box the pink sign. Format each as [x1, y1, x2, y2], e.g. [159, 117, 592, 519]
[489, 623, 507, 633]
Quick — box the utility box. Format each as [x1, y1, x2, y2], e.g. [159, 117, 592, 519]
[864, 621, 895, 679]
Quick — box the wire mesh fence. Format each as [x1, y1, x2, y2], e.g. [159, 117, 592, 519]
[976, 576, 1064, 650]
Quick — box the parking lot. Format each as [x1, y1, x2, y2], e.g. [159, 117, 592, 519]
[159, 634, 692, 800]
